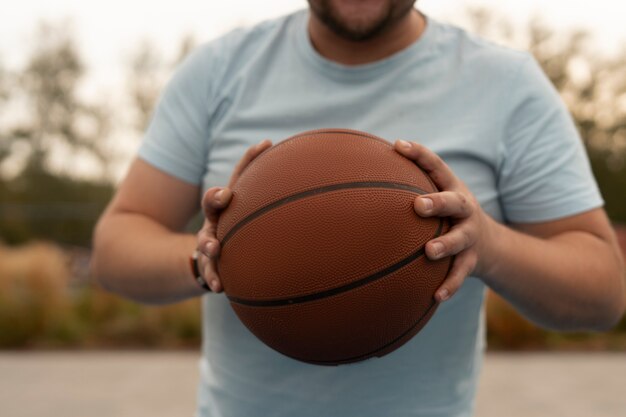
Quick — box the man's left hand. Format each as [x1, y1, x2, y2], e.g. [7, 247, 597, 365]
[395, 139, 497, 302]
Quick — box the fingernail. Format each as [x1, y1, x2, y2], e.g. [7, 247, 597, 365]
[438, 288, 450, 302]
[210, 280, 218, 292]
[420, 197, 433, 213]
[205, 242, 214, 255]
[430, 242, 444, 259]
[215, 189, 225, 203]
[397, 140, 411, 150]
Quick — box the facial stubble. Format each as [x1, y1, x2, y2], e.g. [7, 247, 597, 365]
[308, 0, 417, 42]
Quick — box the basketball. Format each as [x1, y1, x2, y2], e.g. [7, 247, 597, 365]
[216, 129, 451, 365]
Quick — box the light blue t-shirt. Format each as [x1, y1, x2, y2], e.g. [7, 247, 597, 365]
[139, 10, 603, 417]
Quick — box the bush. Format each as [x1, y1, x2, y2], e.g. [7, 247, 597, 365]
[0, 241, 201, 349]
[0, 241, 623, 351]
[486, 291, 626, 351]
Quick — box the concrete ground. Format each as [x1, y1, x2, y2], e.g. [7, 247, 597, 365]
[0, 352, 624, 417]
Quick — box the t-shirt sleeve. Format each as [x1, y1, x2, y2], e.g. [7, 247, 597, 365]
[137, 45, 216, 185]
[497, 54, 604, 223]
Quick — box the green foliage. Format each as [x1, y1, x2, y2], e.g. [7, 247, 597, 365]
[0, 22, 198, 246]
[0, 21, 114, 246]
[0, 14, 624, 352]
[2, 21, 111, 176]
[590, 150, 626, 223]
[0, 166, 113, 246]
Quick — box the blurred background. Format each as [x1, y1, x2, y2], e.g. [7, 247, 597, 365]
[0, 0, 625, 416]
[1, 0, 625, 353]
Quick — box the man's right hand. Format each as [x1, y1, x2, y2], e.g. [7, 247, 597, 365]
[196, 140, 272, 292]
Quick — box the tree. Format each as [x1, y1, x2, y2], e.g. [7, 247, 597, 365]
[0, 56, 12, 163]
[1, 21, 111, 179]
[0, 21, 114, 246]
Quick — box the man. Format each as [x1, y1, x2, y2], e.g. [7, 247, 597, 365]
[92, 1, 625, 416]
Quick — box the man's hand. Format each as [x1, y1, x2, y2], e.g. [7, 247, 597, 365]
[395, 140, 497, 302]
[394, 139, 624, 330]
[196, 140, 272, 292]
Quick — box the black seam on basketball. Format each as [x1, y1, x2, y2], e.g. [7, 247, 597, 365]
[227, 219, 444, 307]
[301, 299, 438, 365]
[220, 182, 430, 248]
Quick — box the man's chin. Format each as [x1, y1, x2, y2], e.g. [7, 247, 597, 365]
[321, 8, 394, 41]
[331, 24, 390, 42]
[309, 0, 415, 42]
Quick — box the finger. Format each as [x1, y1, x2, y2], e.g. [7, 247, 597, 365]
[197, 236, 221, 259]
[195, 232, 224, 293]
[394, 140, 457, 191]
[201, 259, 223, 293]
[435, 249, 477, 302]
[196, 222, 212, 253]
[201, 187, 232, 225]
[425, 224, 476, 260]
[229, 139, 273, 187]
[414, 191, 474, 219]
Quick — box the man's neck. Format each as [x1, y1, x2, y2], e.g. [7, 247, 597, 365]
[307, 9, 426, 66]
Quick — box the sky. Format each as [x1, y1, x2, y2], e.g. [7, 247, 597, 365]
[2, 0, 625, 73]
[1, 0, 625, 179]
[2, 0, 625, 98]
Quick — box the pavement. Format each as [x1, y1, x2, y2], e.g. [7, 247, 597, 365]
[0, 352, 625, 417]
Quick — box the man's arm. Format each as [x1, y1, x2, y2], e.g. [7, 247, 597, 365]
[92, 141, 271, 304]
[396, 140, 625, 332]
[484, 209, 625, 331]
[91, 159, 206, 305]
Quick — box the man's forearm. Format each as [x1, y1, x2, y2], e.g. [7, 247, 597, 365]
[92, 212, 206, 304]
[481, 220, 625, 331]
